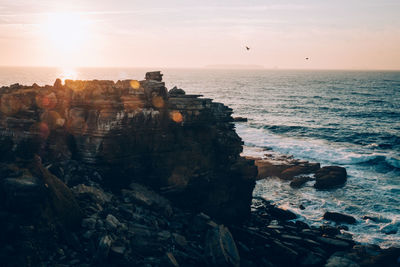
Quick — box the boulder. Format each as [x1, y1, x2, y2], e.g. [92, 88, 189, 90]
[254, 158, 320, 180]
[168, 86, 186, 95]
[323, 212, 357, 224]
[290, 176, 311, 188]
[145, 71, 163, 81]
[280, 163, 320, 180]
[233, 117, 247, 122]
[314, 166, 347, 189]
[122, 183, 173, 217]
[205, 225, 240, 267]
[268, 206, 297, 221]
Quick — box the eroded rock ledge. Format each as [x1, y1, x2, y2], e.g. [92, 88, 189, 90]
[0, 71, 256, 223]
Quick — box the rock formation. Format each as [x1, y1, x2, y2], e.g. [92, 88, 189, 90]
[0, 72, 256, 223]
[0, 73, 398, 267]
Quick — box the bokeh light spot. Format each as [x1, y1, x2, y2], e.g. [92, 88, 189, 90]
[152, 96, 165, 108]
[170, 111, 183, 123]
[129, 80, 141, 90]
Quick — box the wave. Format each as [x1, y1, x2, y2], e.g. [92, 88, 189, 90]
[236, 124, 400, 171]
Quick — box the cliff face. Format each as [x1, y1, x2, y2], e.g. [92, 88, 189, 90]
[0, 71, 256, 223]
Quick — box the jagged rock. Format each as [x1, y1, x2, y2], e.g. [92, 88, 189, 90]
[145, 71, 163, 81]
[105, 214, 120, 230]
[205, 225, 240, 267]
[96, 235, 113, 260]
[254, 157, 319, 180]
[122, 183, 173, 217]
[314, 166, 347, 189]
[233, 117, 247, 122]
[290, 176, 311, 188]
[323, 212, 356, 224]
[168, 86, 186, 95]
[300, 251, 325, 266]
[280, 164, 320, 180]
[1, 175, 45, 211]
[0, 71, 257, 223]
[325, 253, 360, 267]
[72, 184, 111, 205]
[268, 206, 297, 221]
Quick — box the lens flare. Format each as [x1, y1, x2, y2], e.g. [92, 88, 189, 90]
[170, 110, 183, 123]
[129, 80, 141, 90]
[152, 96, 165, 108]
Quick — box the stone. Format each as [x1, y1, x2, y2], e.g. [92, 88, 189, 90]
[82, 217, 97, 230]
[105, 214, 120, 230]
[165, 252, 179, 267]
[72, 184, 111, 205]
[254, 157, 319, 181]
[314, 166, 347, 189]
[323, 212, 356, 224]
[145, 71, 163, 81]
[268, 206, 297, 221]
[168, 86, 186, 95]
[122, 183, 173, 217]
[96, 235, 113, 260]
[315, 237, 352, 249]
[280, 164, 320, 180]
[205, 225, 240, 267]
[290, 176, 311, 188]
[233, 117, 247, 122]
[300, 251, 325, 266]
[325, 255, 360, 267]
[172, 233, 187, 247]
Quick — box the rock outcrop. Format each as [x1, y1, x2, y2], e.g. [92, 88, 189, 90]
[314, 166, 347, 189]
[0, 72, 256, 223]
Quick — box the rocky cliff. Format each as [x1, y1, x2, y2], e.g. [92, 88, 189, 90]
[0, 71, 256, 223]
[1, 73, 398, 267]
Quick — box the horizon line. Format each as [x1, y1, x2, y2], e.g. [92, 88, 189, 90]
[0, 65, 399, 72]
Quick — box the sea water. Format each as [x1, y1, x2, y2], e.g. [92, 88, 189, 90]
[1, 67, 399, 247]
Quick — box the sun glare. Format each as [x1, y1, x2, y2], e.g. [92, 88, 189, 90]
[42, 13, 89, 54]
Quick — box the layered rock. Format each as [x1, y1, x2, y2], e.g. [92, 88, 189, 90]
[0, 72, 257, 223]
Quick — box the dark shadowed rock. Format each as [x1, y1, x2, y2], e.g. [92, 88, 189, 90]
[268, 206, 297, 220]
[233, 117, 247, 122]
[314, 166, 347, 189]
[253, 157, 320, 181]
[290, 176, 311, 188]
[323, 212, 357, 224]
[205, 225, 240, 267]
[168, 86, 186, 95]
[122, 183, 173, 217]
[145, 71, 163, 81]
[0, 71, 257, 224]
[280, 163, 320, 180]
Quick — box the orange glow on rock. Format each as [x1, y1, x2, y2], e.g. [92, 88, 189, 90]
[38, 122, 50, 139]
[170, 111, 183, 123]
[152, 96, 165, 108]
[129, 80, 141, 90]
[36, 92, 57, 109]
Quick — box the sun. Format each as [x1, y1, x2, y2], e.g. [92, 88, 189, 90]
[41, 12, 89, 54]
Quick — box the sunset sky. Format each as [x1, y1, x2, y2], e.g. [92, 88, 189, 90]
[1, 0, 399, 69]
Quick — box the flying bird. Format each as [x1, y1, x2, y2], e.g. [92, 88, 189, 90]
[246, 46, 250, 51]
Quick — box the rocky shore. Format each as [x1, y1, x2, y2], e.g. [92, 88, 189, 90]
[0, 72, 399, 266]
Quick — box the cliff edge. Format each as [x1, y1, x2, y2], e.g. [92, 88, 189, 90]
[0, 71, 257, 223]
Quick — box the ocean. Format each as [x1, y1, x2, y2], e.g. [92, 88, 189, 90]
[1, 67, 399, 248]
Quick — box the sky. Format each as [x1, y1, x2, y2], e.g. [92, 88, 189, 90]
[0, 0, 400, 69]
